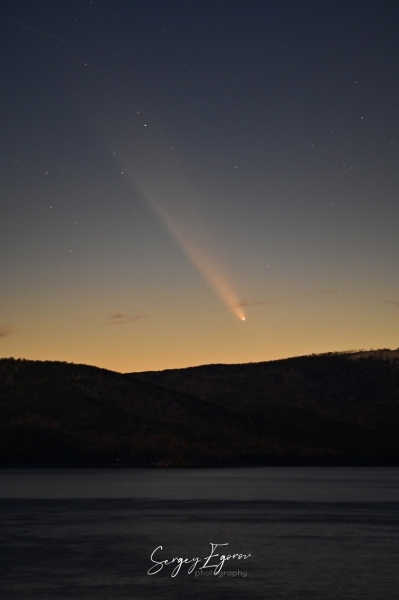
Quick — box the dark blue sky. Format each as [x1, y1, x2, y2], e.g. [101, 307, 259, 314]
[1, 0, 399, 371]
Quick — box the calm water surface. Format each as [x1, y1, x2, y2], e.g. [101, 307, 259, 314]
[1, 467, 398, 599]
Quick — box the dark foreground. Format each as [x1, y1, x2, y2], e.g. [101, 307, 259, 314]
[1, 350, 399, 466]
[1, 498, 399, 600]
[1, 466, 399, 599]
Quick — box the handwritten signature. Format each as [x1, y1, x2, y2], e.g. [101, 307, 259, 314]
[147, 543, 251, 577]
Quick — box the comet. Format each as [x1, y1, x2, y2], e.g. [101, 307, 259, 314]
[111, 149, 246, 321]
[150, 201, 246, 321]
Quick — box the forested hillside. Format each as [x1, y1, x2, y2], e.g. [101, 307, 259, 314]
[1, 350, 399, 466]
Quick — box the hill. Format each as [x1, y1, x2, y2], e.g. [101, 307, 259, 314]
[1, 350, 399, 466]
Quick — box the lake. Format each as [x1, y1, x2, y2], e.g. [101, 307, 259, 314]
[1, 467, 399, 599]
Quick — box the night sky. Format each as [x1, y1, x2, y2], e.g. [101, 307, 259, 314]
[2, 0, 399, 372]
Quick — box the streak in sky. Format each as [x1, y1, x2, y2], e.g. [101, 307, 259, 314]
[10, 20, 69, 44]
[116, 149, 246, 321]
[149, 199, 246, 321]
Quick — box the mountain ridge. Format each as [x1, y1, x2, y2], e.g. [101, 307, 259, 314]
[1, 349, 399, 466]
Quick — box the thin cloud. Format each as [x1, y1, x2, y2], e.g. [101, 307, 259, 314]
[235, 300, 275, 307]
[0, 326, 12, 338]
[320, 289, 340, 294]
[108, 313, 149, 325]
[235, 298, 288, 308]
[214, 299, 286, 313]
[110, 312, 127, 320]
[384, 300, 399, 308]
